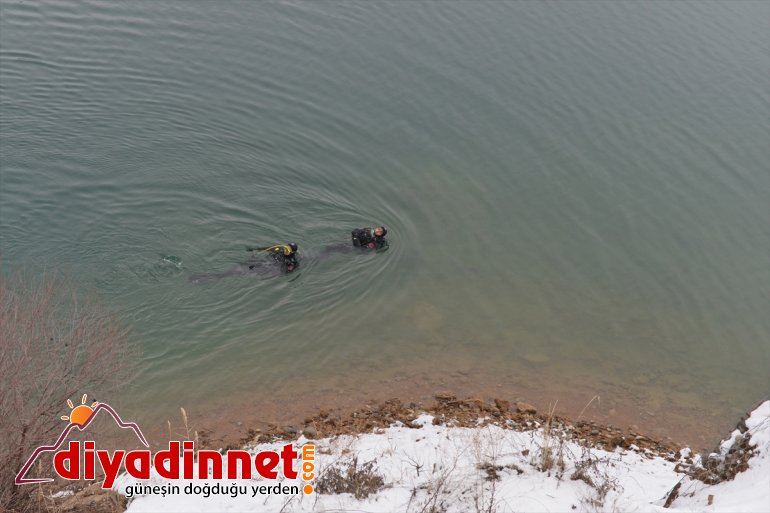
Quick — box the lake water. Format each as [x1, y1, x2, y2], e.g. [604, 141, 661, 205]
[1, 0, 768, 446]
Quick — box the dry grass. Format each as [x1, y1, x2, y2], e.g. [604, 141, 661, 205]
[167, 406, 207, 452]
[569, 447, 620, 509]
[38, 483, 127, 513]
[413, 460, 457, 513]
[524, 395, 622, 509]
[537, 401, 563, 474]
[0, 269, 135, 512]
[315, 456, 386, 500]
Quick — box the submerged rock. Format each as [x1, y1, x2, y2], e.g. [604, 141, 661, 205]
[161, 255, 183, 268]
[516, 402, 537, 414]
[412, 302, 446, 347]
[523, 353, 550, 365]
[494, 398, 511, 412]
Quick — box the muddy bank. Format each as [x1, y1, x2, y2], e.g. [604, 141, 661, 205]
[38, 393, 770, 513]
[47, 393, 763, 513]
[231, 394, 686, 460]
[134, 363, 745, 454]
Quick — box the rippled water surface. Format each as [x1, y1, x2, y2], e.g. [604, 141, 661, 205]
[2, 1, 768, 440]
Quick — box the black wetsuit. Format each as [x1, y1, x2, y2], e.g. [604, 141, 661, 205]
[318, 229, 388, 259]
[351, 228, 388, 250]
[190, 246, 298, 284]
[260, 246, 299, 273]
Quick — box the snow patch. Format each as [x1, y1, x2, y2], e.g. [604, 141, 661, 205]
[668, 400, 770, 513]
[118, 401, 770, 513]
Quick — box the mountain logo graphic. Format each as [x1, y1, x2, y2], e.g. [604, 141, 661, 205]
[15, 394, 148, 485]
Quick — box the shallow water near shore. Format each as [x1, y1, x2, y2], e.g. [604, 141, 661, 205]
[1, 1, 768, 447]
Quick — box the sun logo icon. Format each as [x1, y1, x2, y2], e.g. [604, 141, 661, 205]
[61, 394, 99, 427]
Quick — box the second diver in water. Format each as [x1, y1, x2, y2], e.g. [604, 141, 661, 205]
[189, 242, 299, 283]
[251, 243, 299, 273]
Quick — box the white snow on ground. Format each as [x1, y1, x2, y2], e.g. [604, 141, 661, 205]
[667, 400, 770, 513]
[117, 402, 770, 513]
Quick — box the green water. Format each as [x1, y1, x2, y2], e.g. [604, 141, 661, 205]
[1, 1, 768, 433]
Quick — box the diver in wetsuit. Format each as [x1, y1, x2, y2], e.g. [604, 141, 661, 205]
[319, 226, 389, 258]
[253, 243, 299, 273]
[189, 242, 299, 284]
[352, 226, 388, 250]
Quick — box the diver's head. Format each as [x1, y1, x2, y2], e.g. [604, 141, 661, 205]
[374, 226, 387, 238]
[288, 243, 298, 254]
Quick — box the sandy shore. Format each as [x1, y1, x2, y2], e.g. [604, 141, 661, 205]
[133, 361, 754, 454]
